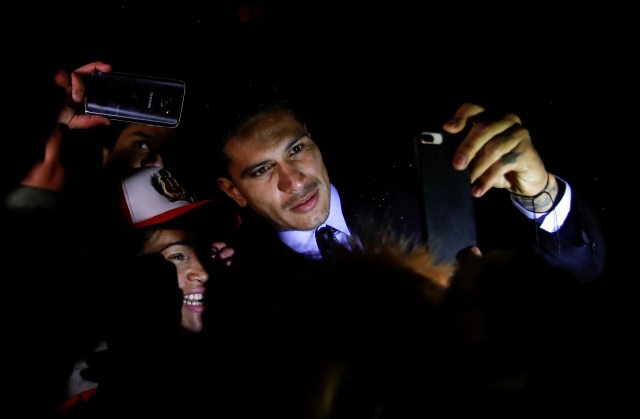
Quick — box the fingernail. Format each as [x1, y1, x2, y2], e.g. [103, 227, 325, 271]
[472, 185, 483, 197]
[445, 118, 459, 128]
[453, 153, 467, 168]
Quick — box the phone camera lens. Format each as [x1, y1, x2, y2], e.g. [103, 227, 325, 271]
[160, 97, 173, 114]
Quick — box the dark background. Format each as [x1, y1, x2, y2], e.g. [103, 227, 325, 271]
[50, 1, 632, 202]
[10, 0, 637, 407]
[54, 1, 630, 281]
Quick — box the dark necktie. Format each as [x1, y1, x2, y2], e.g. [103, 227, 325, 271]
[315, 225, 343, 261]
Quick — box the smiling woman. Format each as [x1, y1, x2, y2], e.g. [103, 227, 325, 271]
[58, 166, 239, 416]
[141, 228, 208, 331]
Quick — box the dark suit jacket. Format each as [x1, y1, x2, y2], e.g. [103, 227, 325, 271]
[201, 176, 606, 417]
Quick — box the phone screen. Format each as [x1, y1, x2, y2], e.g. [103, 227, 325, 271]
[85, 71, 186, 128]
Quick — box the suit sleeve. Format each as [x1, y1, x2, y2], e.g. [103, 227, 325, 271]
[532, 191, 606, 283]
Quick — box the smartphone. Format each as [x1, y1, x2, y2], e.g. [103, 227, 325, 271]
[84, 71, 186, 128]
[413, 131, 477, 263]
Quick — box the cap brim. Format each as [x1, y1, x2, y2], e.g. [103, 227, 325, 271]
[132, 199, 213, 229]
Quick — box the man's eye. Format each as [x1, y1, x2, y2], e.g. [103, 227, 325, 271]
[291, 143, 304, 155]
[251, 165, 270, 178]
[134, 141, 150, 151]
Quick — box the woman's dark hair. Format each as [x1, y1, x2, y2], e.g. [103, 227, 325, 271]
[118, 214, 207, 258]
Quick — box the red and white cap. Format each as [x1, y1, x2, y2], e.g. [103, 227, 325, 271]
[119, 166, 217, 229]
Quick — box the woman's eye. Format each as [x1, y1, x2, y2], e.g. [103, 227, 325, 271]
[166, 253, 187, 262]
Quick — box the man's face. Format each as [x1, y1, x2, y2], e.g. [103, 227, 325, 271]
[217, 110, 331, 232]
[104, 123, 177, 169]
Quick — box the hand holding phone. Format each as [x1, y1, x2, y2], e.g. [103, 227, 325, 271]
[84, 71, 186, 128]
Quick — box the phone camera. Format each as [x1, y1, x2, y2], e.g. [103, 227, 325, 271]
[417, 132, 443, 145]
[160, 97, 173, 114]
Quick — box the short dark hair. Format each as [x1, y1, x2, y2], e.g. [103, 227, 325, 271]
[92, 121, 133, 152]
[209, 79, 305, 178]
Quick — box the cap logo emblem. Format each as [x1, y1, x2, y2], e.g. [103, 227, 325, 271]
[151, 169, 193, 202]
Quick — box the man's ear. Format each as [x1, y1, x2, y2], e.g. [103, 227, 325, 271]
[217, 177, 248, 207]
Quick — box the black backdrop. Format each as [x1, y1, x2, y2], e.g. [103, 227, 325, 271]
[10, 0, 638, 409]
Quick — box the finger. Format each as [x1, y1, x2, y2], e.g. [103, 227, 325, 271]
[475, 150, 524, 197]
[469, 246, 482, 257]
[69, 71, 85, 103]
[467, 110, 522, 127]
[57, 106, 74, 126]
[456, 245, 483, 262]
[69, 62, 113, 103]
[72, 61, 113, 76]
[53, 69, 69, 90]
[82, 114, 112, 128]
[64, 114, 111, 130]
[443, 102, 485, 134]
[211, 242, 227, 252]
[470, 133, 533, 197]
[218, 248, 235, 260]
[466, 123, 527, 183]
[453, 113, 522, 171]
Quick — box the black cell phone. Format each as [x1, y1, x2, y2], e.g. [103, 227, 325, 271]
[84, 71, 186, 127]
[413, 131, 477, 264]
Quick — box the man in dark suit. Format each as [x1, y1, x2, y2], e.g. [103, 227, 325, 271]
[198, 81, 607, 417]
[208, 82, 604, 284]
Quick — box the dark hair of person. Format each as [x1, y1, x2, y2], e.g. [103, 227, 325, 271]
[209, 80, 305, 178]
[118, 215, 205, 258]
[91, 120, 133, 152]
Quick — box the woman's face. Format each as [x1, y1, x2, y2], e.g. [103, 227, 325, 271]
[142, 228, 210, 333]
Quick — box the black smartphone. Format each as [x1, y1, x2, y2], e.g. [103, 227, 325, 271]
[413, 131, 477, 264]
[84, 71, 186, 128]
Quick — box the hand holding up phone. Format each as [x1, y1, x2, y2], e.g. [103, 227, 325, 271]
[56, 61, 113, 129]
